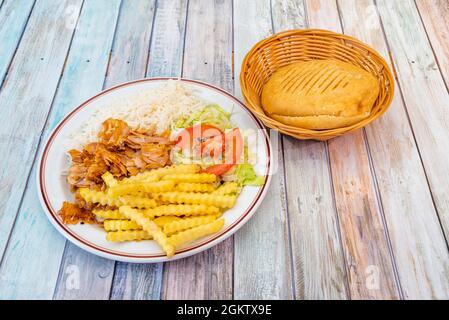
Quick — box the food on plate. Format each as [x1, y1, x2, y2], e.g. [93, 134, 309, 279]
[78, 187, 159, 208]
[120, 206, 176, 257]
[58, 81, 264, 258]
[176, 182, 216, 193]
[58, 201, 95, 225]
[107, 180, 175, 197]
[106, 230, 152, 242]
[67, 118, 172, 190]
[92, 208, 125, 220]
[213, 182, 239, 195]
[153, 192, 236, 208]
[261, 60, 380, 130]
[161, 215, 219, 236]
[104, 219, 142, 231]
[144, 204, 220, 217]
[168, 219, 225, 248]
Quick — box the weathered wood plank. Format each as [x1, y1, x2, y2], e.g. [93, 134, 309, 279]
[111, 0, 188, 300]
[233, 0, 294, 300]
[375, 0, 449, 297]
[304, 0, 400, 299]
[182, 0, 233, 91]
[0, 0, 83, 299]
[415, 0, 449, 89]
[233, 0, 273, 101]
[50, 0, 122, 300]
[0, 0, 35, 87]
[111, 263, 163, 300]
[0, 168, 67, 299]
[0, 0, 82, 263]
[103, 0, 167, 300]
[377, 0, 449, 237]
[147, 0, 188, 77]
[271, 0, 306, 31]
[305, 0, 340, 30]
[0, 0, 120, 300]
[284, 137, 350, 299]
[105, 0, 156, 87]
[339, 0, 449, 300]
[271, 0, 349, 300]
[277, 0, 346, 300]
[54, 245, 116, 300]
[162, 0, 233, 300]
[112, 0, 187, 300]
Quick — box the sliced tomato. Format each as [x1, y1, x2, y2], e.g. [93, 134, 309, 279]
[203, 128, 243, 176]
[201, 133, 225, 158]
[225, 128, 244, 164]
[204, 163, 234, 176]
[175, 124, 223, 152]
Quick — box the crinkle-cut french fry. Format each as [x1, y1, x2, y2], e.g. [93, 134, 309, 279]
[92, 209, 125, 220]
[163, 215, 218, 235]
[162, 173, 217, 184]
[104, 219, 142, 231]
[144, 204, 220, 218]
[154, 192, 236, 208]
[108, 180, 175, 197]
[101, 172, 118, 188]
[168, 218, 225, 247]
[118, 164, 200, 185]
[119, 171, 159, 185]
[106, 230, 151, 242]
[120, 206, 175, 257]
[213, 182, 239, 195]
[119, 195, 158, 209]
[176, 182, 216, 193]
[154, 164, 200, 177]
[79, 188, 123, 207]
[79, 188, 158, 209]
[153, 216, 182, 226]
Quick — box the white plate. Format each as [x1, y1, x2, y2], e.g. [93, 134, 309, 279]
[37, 78, 272, 263]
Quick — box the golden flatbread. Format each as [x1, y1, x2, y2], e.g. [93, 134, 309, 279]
[261, 60, 380, 130]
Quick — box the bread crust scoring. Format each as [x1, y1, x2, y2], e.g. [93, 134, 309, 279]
[261, 60, 380, 129]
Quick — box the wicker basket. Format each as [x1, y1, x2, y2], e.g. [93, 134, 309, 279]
[240, 29, 394, 140]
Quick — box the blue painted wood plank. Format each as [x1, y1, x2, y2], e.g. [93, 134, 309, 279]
[104, 0, 156, 87]
[0, 0, 35, 87]
[0, 0, 83, 299]
[147, 0, 188, 77]
[162, 0, 234, 300]
[111, 263, 162, 300]
[233, 0, 296, 299]
[0, 165, 67, 299]
[0, 0, 122, 299]
[110, 0, 186, 300]
[0, 0, 82, 267]
[43, 0, 121, 128]
[54, 242, 116, 300]
[54, 0, 160, 300]
[40, 0, 121, 300]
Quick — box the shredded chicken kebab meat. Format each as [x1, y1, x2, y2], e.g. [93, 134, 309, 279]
[67, 118, 173, 191]
[58, 201, 96, 225]
[61, 118, 173, 223]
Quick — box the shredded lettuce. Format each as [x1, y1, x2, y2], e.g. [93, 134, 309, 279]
[235, 163, 265, 186]
[175, 104, 232, 131]
[172, 150, 216, 167]
[173, 104, 264, 186]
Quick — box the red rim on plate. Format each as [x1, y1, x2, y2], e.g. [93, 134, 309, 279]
[37, 78, 272, 262]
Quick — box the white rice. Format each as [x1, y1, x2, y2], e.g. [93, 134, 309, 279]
[68, 80, 206, 149]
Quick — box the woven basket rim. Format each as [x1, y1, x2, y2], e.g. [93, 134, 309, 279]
[239, 28, 395, 139]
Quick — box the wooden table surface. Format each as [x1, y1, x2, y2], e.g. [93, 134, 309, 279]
[0, 0, 448, 300]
